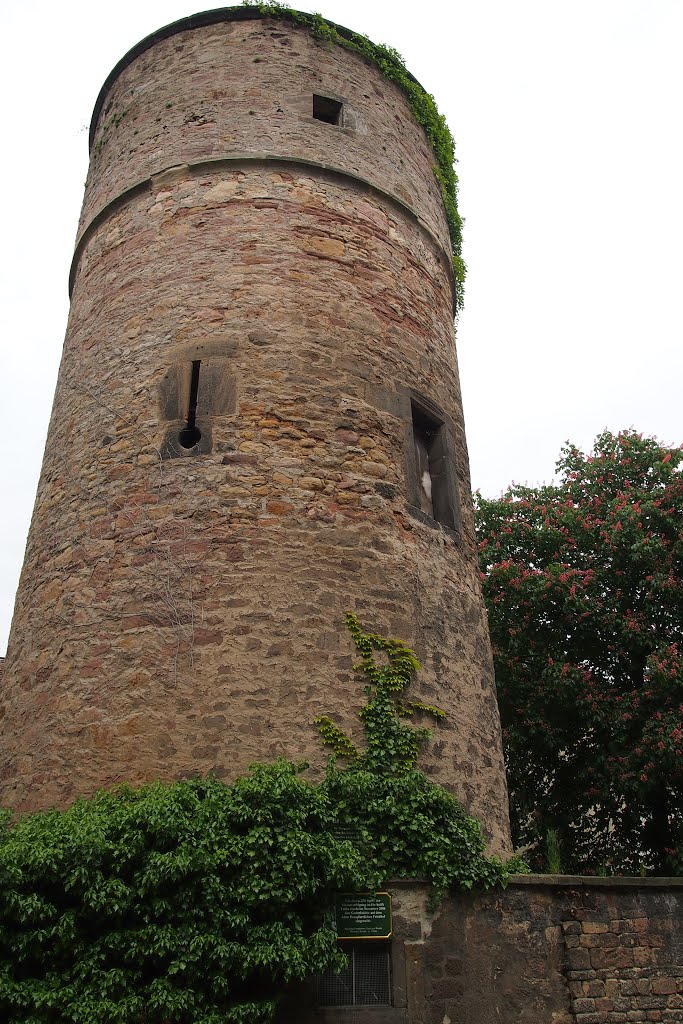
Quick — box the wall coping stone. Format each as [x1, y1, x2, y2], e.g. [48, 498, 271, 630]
[508, 873, 683, 890]
[384, 875, 683, 896]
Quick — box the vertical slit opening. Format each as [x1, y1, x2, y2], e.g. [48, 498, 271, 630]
[412, 405, 439, 519]
[178, 360, 202, 448]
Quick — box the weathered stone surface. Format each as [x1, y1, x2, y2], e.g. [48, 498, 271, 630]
[0, 12, 511, 855]
[323, 878, 682, 1024]
[78, 18, 451, 257]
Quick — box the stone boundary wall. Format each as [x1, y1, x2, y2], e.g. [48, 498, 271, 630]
[555, 877, 683, 1024]
[417, 876, 683, 1024]
[421, 872, 683, 1024]
[296, 876, 683, 1024]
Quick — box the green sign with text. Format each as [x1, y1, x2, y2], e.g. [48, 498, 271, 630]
[335, 892, 392, 940]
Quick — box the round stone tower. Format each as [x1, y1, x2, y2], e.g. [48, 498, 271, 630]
[0, 9, 511, 852]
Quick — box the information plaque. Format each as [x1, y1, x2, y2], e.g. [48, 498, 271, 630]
[335, 892, 392, 940]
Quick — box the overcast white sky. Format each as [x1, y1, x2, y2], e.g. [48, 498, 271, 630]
[1, 0, 681, 654]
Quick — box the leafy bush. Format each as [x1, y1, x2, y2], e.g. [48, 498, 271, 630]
[0, 764, 359, 1023]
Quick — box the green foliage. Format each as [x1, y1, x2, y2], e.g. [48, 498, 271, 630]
[544, 829, 563, 874]
[93, 107, 129, 157]
[316, 611, 445, 774]
[0, 763, 356, 1022]
[314, 717, 359, 760]
[312, 614, 520, 908]
[0, 616, 517, 1022]
[240, 1, 466, 308]
[322, 766, 516, 911]
[475, 430, 683, 875]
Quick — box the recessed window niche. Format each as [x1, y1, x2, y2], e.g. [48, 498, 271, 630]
[313, 94, 343, 125]
[407, 398, 459, 531]
[158, 356, 235, 459]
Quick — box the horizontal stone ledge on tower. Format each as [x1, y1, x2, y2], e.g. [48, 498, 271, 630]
[69, 153, 458, 308]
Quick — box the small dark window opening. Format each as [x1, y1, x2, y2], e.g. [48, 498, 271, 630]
[315, 942, 391, 1007]
[411, 403, 456, 529]
[313, 94, 343, 125]
[178, 359, 202, 448]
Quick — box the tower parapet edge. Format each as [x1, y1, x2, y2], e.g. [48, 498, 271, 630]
[0, 8, 512, 854]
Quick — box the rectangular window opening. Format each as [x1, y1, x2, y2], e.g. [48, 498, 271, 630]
[313, 94, 343, 125]
[411, 402, 456, 529]
[315, 943, 391, 1007]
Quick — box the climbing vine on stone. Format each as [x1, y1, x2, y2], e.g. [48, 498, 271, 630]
[314, 614, 517, 908]
[315, 611, 446, 773]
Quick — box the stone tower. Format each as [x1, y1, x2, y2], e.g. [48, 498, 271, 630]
[0, 8, 511, 853]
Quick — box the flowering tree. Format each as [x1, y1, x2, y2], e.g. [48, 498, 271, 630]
[475, 431, 683, 875]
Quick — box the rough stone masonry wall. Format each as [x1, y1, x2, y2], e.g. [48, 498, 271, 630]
[298, 879, 683, 1024]
[560, 886, 683, 1024]
[78, 16, 450, 253]
[373, 878, 683, 1024]
[0, 13, 512, 853]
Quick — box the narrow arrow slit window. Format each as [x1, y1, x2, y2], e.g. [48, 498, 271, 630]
[178, 359, 202, 448]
